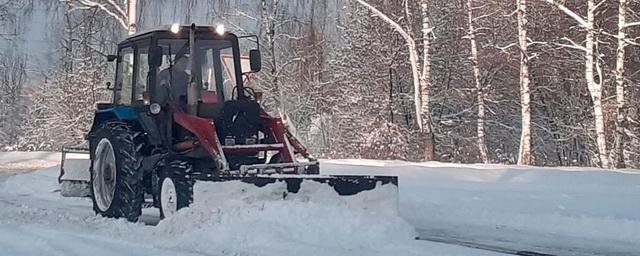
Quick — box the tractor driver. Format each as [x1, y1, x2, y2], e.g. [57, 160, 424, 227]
[157, 52, 190, 105]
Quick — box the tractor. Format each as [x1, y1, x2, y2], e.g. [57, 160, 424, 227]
[62, 24, 397, 221]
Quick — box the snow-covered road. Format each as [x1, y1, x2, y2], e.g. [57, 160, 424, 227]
[0, 152, 638, 256]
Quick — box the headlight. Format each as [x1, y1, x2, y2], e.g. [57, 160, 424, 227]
[149, 103, 162, 115]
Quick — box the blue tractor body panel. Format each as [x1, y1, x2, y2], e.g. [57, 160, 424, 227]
[90, 106, 140, 135]
[98, 107, 138, 120]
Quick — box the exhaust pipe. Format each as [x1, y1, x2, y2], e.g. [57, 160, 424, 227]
[187, 23, 198, 115]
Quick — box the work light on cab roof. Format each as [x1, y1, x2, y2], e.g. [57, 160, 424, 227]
[215, 24, 225, 35]
[170, 23, 180, 34]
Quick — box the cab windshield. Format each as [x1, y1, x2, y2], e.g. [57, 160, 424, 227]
[156, 39, 239, 102]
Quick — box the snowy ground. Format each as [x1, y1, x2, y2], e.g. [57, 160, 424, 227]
[323, 159, 640, 256]
[0, 152, 638, 256]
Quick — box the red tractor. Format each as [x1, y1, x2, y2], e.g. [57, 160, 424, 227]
[62, 24, 397, 221]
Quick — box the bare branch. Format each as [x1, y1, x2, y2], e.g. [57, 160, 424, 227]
[624, 21, 640, 28]
[495, 43, 518, 53]
[540, 0, 588, 28]
[593, 0, 608, 11]
[105, 0, 126, 18]
[555, 37, 587, 52]
[64, 0, 128, 30]
[355, 0, 414, 45]
[229, 10, 259, 22]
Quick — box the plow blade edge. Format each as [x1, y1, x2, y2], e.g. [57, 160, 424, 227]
[199, 175, 398, 196]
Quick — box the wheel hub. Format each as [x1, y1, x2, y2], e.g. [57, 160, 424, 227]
[161, 177, 178, 217]
[92, 138, 117, 212]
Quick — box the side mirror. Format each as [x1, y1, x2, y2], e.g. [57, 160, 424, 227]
[249, 49, 261, 73]
[107, 55, 117, 62]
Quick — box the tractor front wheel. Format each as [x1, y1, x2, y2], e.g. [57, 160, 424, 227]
[158, 161, 193, 219]
[90, 122, 144, 222]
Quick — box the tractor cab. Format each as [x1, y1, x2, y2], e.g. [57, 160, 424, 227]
[109, 24, 259, 108]
[106, 24, 270, 170]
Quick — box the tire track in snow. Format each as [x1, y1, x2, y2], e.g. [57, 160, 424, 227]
[415, 228, 640, 256]
[415, 234, 555, 256]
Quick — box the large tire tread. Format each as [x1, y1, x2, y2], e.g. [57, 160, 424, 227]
[90, 121, 144, 222]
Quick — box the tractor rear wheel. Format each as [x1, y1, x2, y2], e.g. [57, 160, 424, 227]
[158, 160, 193, 219]
[89, 121, 144, 222]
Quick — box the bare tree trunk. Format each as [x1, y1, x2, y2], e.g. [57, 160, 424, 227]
[614, 0, 628, 168]
[64, 3, 74, 74]
[517, 0, 532, 165]
[261, 0, 280, 112]
[127, 0, 137, 35]
[585, 0, 610, 168]
[466, 0, 489, 164]
[420, 0, 435, 161]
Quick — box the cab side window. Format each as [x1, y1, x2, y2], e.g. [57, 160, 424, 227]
[115, 47, 134, 105]
[135, 45, 150, 104]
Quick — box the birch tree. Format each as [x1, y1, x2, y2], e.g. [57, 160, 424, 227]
[612, 0, 640, 168]
[419, 0, 436, 160]
[466, 0, 489, 163]
[541, 0, 610, 168]
[612, 0, 627, 168]
[355, 0, 436, 160]
[517, 0, 532, 165]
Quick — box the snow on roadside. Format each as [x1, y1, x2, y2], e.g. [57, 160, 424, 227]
[321, 159, 640, 255]
[0, 151, 60, 171]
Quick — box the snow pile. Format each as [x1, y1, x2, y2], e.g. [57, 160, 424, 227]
[155, 180, 418, 256]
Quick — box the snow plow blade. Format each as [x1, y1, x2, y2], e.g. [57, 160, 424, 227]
[58, 145, 91, 197]
[198, 175, 398, 196]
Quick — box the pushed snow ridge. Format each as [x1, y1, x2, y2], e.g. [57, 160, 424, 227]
[155, 180, 422, 256]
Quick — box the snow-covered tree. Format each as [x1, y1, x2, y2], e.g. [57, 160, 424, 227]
[0, 51, 27, 149]
[355, 0, 436, 161]
[17, 2, 115, 150]
[541, 0, 610, 168]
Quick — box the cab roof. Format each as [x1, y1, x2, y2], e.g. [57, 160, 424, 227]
[121, 25, 237, 44]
